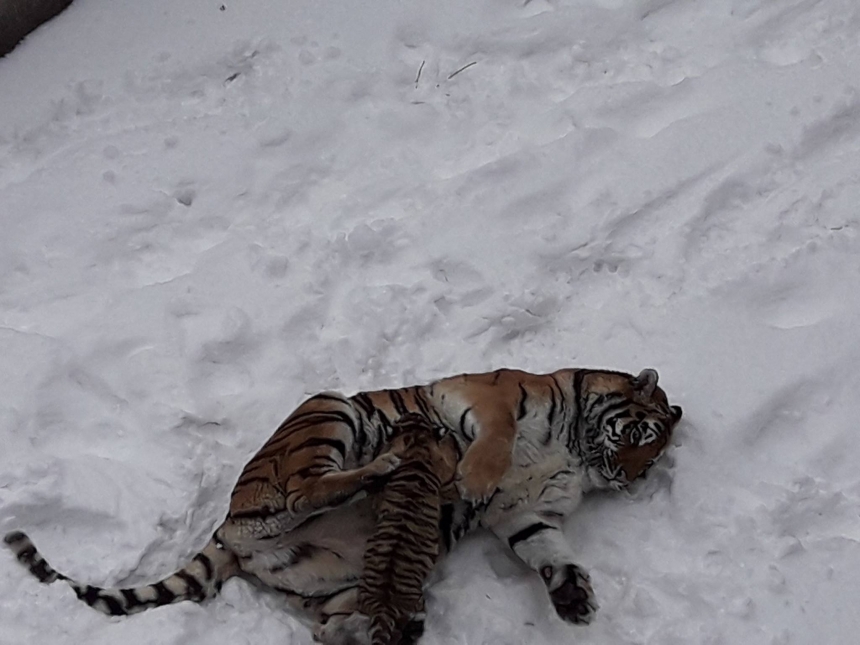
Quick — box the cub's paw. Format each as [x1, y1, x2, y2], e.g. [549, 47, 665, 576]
[363, 452, 402, 479]
[541, 563, 598, 625]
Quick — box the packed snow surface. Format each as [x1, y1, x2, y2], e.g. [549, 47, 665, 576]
[2, 0, 859, 643]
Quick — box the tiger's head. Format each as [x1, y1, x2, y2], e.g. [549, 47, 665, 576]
[577, 368, 682, 491]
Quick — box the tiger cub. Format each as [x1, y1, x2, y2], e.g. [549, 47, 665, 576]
[316, 413, 460, 645]
[361, 413, 460, 645]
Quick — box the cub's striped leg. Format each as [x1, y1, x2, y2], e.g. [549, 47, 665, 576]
[485, 512, 598, 625]
[3, 530, 237, 616]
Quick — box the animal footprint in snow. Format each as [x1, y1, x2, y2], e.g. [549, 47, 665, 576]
[174, 186, 197, 207]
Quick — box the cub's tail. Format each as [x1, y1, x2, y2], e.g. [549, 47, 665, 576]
[3, 530, 237, 616]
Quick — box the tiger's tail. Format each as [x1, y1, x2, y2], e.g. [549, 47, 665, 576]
[3, 530, 237, 616]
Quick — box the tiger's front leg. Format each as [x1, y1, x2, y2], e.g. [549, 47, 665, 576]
[454, 408, 517, 504]
[487, 510, 598, 624]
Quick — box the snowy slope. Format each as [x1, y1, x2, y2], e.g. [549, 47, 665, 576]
[2, 0, 860, 643]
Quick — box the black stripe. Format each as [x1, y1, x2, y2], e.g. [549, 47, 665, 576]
[30, 558, 53, 582]
[492, 370, 503, 384]
[295, 465, 330, 479]
[234, 474, 272, 487]
[570, 370, 586, 452]
[175, 571, 206, 601]
[483, 487, 499, 511]
[101, 594, 125, 616]
[276, 410, 359, 438]
[4, 531, 26, 545]
[539, 470, 574, 498]
[152, 582, 176, 606]
[394, 413, 433, 435]
[388, 390, 409, 416]
[375, 407, 395, 447]
[254, 411, 354, 460]
[121, 588, 144, 610]
[598, 399, 634, 421]
[229, 508, 275, 520]
[573, 370, 585, 407]
[411, 388, 433, 420]
[16, 544, 37, 564]
[288, 542, 318, 565]
[352, 393, 377, 419]
[604, 413, 633, 433]
[388, 469, 441, 489]
[517, 384, 528, 420]
[353, 404, 368, 461]
[77, 585, 101, 605]
[293, 437, 347, 459]
[507, 522, 553, 549]
[439, 504, 454, 553]
[309, 452, 341, 467]
[414, 388, 446, 427]
[458, 408, 472, 439]
[547, 379, 558, 425]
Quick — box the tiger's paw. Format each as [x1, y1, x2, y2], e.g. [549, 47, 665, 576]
[455, 456, 504, 504]
[541, 563, 598, 625]
[455, 473, 495, 505]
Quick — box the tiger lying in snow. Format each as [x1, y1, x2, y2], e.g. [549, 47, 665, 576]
[5, 366, 682, 640]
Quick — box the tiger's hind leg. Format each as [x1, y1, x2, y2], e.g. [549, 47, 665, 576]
[296, 452, 403, 517]
[230, 393, 402, 532]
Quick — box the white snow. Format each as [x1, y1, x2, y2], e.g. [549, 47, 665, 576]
[2, 0, 860, 643]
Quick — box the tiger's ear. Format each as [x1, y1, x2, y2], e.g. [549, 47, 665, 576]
[632, 368, 659, 397]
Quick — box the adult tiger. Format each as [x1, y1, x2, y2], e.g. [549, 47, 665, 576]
[5, 366, 682, 638]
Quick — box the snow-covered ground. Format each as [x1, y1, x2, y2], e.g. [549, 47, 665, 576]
[2, 0, 859, 643]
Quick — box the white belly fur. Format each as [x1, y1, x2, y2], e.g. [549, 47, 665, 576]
[231, 497, 376, 595]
